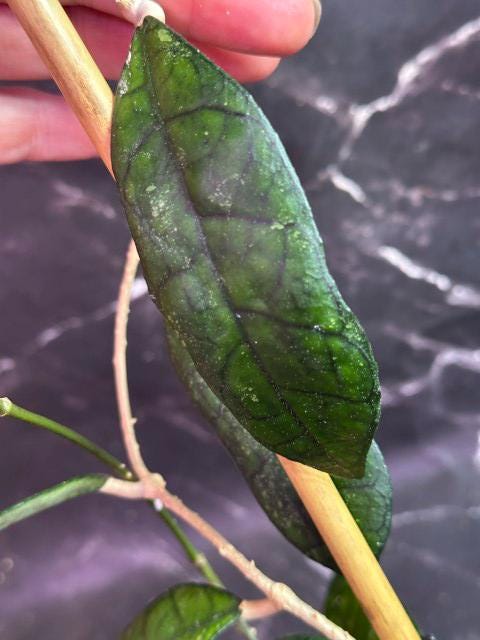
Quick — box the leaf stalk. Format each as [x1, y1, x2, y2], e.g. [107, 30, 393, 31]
[0, 397, 132, 480]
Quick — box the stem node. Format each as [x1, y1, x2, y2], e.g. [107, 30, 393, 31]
[0, 397, 13, 417]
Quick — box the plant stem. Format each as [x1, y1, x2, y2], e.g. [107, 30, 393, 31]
[0, 403, 235, 621]
[0, 474, 107, 531]
[235, 617, 259, 639]
[0, 397, 132, 480]
[0, 462, 255, 637]
[114, 244, 257, 640]
[241, 598, 281, 621]
[113, 240, 151, 480]
[102, 476, 353, 640]
[155, 504, 222, 587]
[156, 506, 258, 639]
[107, 243, 353, 640]
[0, 398, 226, 595]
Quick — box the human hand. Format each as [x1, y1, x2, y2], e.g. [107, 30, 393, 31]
[0, 0, 320, 163]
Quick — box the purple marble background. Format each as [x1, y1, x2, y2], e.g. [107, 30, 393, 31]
[1, 1, 480, 638]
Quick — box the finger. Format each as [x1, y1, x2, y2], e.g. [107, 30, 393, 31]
[0, 88, 96, 163]
[2, 0, 319, 56]
[191, 41, 280, 83]
[0, 6, 280, 82]
[0, 5, 131, 80]
[164, 0, 320, 55]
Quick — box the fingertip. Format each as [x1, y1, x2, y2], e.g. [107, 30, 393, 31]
[268, 0, 321, 56]
[195, 40, 281, 83]
[238, 56, 281, 84]
[162, 0, 320, 57]
[68, 6, 133, 78]
[0, 88, 96, 164]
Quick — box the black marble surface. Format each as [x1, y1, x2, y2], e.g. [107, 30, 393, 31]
[1, 1, 480, 638]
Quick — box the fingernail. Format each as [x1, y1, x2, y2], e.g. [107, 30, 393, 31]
[311, 0, 321, 35]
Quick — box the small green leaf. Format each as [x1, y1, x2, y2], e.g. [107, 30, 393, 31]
[122, 583, 241, 640]
[112, 18, 381, 478]
[0, 474, 107, 531]
[167, 331, 391, 571]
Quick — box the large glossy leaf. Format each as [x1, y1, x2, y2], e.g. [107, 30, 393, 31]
[112, 18, 381, 478]
[325, 576, 436, 640]
[122, 583, 240, 640]
[167, 331, 391, 570]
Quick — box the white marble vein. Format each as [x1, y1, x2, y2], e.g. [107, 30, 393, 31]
[393, 504, 480, 528]
[382, 327, 480, 415]
[347, 15, 480, 151]
[367, 178, 480, 207]
[393, 540, 480, 590]
[0, 278, 148, 386]
[51, 179, 116, 220]
[307, 15, 480, 196]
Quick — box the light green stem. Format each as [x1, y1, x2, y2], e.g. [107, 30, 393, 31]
[0, 397, 257, 638]
[154, 507, 257, 638]
[154, 505, 223, 586]
[0, 397, 232, 600]
[0, 397, 132, 480]
[149, 504, 256, 639]
[234, 618, 258, 639]
[0, 474, 107, 531]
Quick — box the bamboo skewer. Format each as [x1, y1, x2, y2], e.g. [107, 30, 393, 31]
[278, 457, 420, 639]
[7, 1, 421, 639]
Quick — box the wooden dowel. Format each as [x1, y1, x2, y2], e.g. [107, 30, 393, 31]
[7, 2, 421, 639]
[7, 0, 113, 173]
[278, 456, 420, 640]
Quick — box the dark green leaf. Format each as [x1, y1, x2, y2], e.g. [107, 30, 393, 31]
[121, 583, 240, 640]
[167, 331, 391, 570]
[0, 474, 107, 531]
[325, 575, 378, 640]
[112, 19, 381, 478]
[324, 576, 435, 640]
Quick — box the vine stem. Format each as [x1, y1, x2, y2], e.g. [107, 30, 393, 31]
[0, 396, 226, 592]
[5, 1, 417, 639]
[105, 241, 354, 640]
[155, 506, 220, 585]
[0, 397, 132, 480]
[0, 474, 108, 531]
[0, 404, 260, 638]
[241, 598, 281, 621]
[102, 478, 353, 640]
[113, 239, 151, 480]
